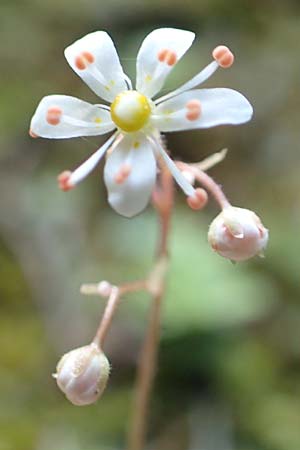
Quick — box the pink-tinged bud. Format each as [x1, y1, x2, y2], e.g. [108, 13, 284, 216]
[97, 280, 113, 297]
[208, 207, 268, 262]
[54, 343, 110, 406]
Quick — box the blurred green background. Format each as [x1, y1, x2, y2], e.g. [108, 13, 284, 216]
[1, 0, 300, 449]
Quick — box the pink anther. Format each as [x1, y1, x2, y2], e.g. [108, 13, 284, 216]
[114, 164, 131, 184]
[212, 45, 234, 68]
[157, 49, 177, 66]
[75, 51, 95, 70]
[57, 170, 74, 191]
[46, 106, 62, 126]
[185, 99, 202, 121]
[29, 129, 39, 138]
[187, 188, 208, 210]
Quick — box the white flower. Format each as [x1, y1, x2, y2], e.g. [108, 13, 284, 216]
[208, 206, 269, 261]
[30, 28, 253, 217]
[54, 343, 110, 406]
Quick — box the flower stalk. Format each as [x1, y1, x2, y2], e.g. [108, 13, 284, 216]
[127, 163, 173, 450]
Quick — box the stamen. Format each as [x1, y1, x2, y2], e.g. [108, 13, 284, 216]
[74, 52, 109, 86]
[29, 129, 39, 138]
[187, 188, 208, 210]
[124, 74, 133, 90]
[57, 171, 74, 191]
[157, 49, 177, 66]
[68, 133, 118, 186]
[148, 136, 195, 197]
[88, 65, 110, 86]
[155, 61, 219, 105]
[106, 133, 124, 157]
[75, 51, 95, 70]
[185, 99, 202, 121]
[62, 115, 104, 128]
[46, 106, 62, 125]
[95, 104, 111, 111]
[212, 46, 234, 68]
[114, 164, 131, 184]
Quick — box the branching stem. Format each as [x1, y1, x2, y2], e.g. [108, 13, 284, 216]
[82, 151, 228, 450]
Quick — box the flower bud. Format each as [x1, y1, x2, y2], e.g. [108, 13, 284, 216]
[54, 343, 110, 406]
[208, 206, 268, 262]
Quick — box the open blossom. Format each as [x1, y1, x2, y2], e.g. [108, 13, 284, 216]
[30, 28, 253, 217]
[208, 206, 269, 261]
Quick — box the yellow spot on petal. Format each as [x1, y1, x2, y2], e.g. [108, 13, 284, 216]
[133, 141, 140, 149]
[162, 109, 174, 121]
[94, 117, 102, 124]
[145, 74, 152, 83]
[163, 109, 174, 115]
[105, 85, 110, 91]
[110, 80, 115, 86]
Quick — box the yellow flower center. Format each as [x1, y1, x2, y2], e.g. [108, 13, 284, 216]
[110, 90, 151, 132]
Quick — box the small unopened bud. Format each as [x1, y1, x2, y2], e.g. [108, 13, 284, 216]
[208, 206, 268, 262]
[54, 343, 110, 406]
[97, 280, 113, 297]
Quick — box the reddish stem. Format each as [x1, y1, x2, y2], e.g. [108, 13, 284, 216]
[127, 162, 173, 450]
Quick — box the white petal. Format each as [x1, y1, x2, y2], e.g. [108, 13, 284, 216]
[30, 95, 115, 139]
[136, 28, 195, 99]
[64, 31, 128, 102]
[149, 137, 195, 197]
[70, 133, 118, 185]
[104, 134, 157, 217]
[155, 61, 219, 104]
[152, 88, 253, 132]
